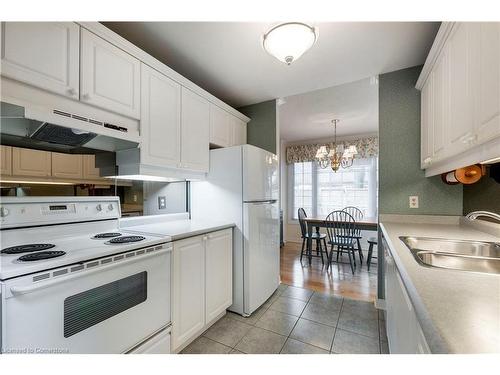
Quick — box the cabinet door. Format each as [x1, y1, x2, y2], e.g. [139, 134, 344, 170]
[432, 44, 449, 161]
[420, 75, 434, 168]
[231, 117, 247, 146]
[0, 22, 79, 99]
[172, 235, 205, 351]
[140, 64, 181, 168]
[475, 23, 500, 143]
[205, 229, 233, 323]
[1, 145, 12, 176]
[80, 29, 141, 119]
[51, 153, 83, 179]
[82, 154, 101, 179]
[209, 104, 231, 148]
[448, 23, 477, 153]
[180, 88, 210, 172]
[12, 147, 51, 177]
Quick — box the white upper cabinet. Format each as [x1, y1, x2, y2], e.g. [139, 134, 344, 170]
[418, 22, 500, 174]
[80, 29, 141, 119]
[180, 88, 210, 172]
[141, 64, 181, 168]
[231, 117, 247, 146]
[209, 104, 231, 148]
[0, 22, 80, 99]
[475, 23, 500, 143]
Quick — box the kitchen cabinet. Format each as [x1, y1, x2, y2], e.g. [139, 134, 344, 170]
[80, 28, 141, 119]
[172, 235, 205, 352]
[180, 88, 210, 172]
[1, 145, 12, 176]
[0, 22, 80, 99]
[418, 22, 500, 174]
[171, 228, 233, 352]
[384, 237, 430, 354]
[140, 64, 181, 168]
[209, 104, 232, 148]
[82, 154, 101, 179]
[12, 147, 51, 177]
[205, 229, 233, 323]
[231, 117, 247, 146]
[51, 153, 83, 179]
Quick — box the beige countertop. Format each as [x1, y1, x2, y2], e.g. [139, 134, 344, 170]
[120, 214, 234, 241]
[380, 218, 500, 353]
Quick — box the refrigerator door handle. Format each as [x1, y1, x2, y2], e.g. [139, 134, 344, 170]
[244, 199, 278, 204]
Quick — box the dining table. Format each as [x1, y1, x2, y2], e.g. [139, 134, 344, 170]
[303, 216, 378, 264]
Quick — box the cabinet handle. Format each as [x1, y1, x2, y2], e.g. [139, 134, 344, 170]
[423, 157, 432, 164]
[202, 236, 208, 241]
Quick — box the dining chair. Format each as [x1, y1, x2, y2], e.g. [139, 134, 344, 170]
[342, 206, 364, 264]
[324, 210, 357, 274]
[298, 208, 327, 265]
[367, 237, 378, 271]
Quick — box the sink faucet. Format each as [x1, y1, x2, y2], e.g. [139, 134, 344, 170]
[465, 211, 500, 223]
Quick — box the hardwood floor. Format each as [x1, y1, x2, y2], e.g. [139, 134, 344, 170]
[280, 241, 377, 302]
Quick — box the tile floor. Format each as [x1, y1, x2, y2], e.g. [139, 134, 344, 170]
[181, 284, 388, 354]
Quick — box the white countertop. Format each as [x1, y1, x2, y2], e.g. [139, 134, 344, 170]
[380, 218, 500, 353]
[119, 214, 235, 241]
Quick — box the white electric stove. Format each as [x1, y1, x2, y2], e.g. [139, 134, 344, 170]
[0, 196, 172, 354]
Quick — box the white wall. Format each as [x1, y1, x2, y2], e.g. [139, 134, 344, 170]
[143, 181, 187, 216]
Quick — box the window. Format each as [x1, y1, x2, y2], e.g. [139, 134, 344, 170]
[289, 158, 378, 220]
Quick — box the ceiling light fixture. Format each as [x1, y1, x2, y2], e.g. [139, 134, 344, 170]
[315, 119, 358, 172]
[263, 22, 317, 65]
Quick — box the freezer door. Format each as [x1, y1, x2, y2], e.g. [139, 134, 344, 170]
[242, 145, 278, 202]
[243, 201, 280, 314]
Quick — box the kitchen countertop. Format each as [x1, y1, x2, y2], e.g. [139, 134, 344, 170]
[120, 214, 235, 241]
[380, 218, 500, 353]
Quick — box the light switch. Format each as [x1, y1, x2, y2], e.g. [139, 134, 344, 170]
[158, 196, 166, 210]
[409, 196, 419, 209]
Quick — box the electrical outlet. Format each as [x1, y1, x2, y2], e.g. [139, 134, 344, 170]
[133, 194, 137, 202]
[158, 196, 166, 210]
[409, 196, 419, 209]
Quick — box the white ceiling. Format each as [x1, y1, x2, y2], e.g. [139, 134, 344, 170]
[279, 77, 378, 143]
[103, 22, 439, 108]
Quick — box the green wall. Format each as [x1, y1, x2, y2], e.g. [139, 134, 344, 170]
[238, 100, 277, 154]
[379, 66, 463, 215]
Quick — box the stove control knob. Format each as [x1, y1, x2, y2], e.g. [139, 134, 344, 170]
[96, 204, 103, 212]
[0, 207, 9, 217]
[108, 204, 114, 211]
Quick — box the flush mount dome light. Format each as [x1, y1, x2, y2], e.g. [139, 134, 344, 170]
[263, 22, 317, 65]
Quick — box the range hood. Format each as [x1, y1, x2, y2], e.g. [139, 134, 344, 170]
[0, 102, 139, 153]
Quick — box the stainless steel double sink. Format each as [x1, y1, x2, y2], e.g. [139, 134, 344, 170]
[399, 236, 500, 275]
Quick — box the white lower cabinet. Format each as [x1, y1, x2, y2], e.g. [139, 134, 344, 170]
[384, 236, 430, 354]
[171, 228, 233, 352]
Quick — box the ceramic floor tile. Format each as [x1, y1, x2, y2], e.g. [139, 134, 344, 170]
[203, 315, 252, 347]
[255, 309, 299, 336]
[229, 349, 245, 354]
[301, 302, 341, 327]
[289, 318, 335, 351]
[332, 329, 380, 354]
[276, 283, 289, 295]
[180, 336, 232, 354]
[309, 292, 344, 309]
[280, 338, 329, 354]
[269, 296, 307, 316]
[337, 313, 379, 339]
[235, 327, 287, 354]
[227, 304, 268, 325]
[281, 286, 314, 302]
[341, 298, 379, 320]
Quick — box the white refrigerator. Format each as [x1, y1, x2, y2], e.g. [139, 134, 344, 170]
[191, 144, 280, 316]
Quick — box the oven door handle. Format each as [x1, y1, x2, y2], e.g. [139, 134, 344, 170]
[10, 246, 172, 297]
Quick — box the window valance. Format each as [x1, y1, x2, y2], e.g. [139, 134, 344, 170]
[286, 136, 378, 164]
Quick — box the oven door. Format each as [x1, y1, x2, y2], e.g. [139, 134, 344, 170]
[1, 243, 171, 354]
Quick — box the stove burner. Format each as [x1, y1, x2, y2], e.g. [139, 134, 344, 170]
[107, 235, 145, 244]
[93, 232, 122, 239]
[1, 244, 56, 255]
[18, 251, 66, 262]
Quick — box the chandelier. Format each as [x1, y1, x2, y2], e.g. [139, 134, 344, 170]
[315, 119, 358, 172]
